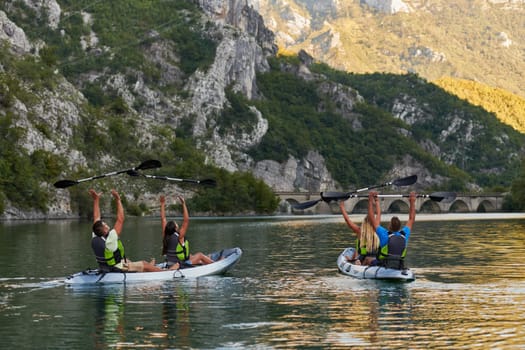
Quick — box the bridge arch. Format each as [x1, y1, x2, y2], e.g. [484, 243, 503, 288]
[449, 199, 469, 212]
[476, 200, 495, 212]
[352, 199, 368, 214]
[327, 199, 369, 214]
[387, 199, 409, 213]
[420, 199, 441, 213]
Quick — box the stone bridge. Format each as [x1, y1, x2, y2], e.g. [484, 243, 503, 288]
[276, 192, 505, 215]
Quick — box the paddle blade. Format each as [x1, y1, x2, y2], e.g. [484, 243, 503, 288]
[136, 159, 162, 170]
[198, 179, 217, 187]
[320, 192, 351, 202]
[429, 191, 457, 202]
[392, 175, 417, 187]
[53, 179, 79, 188]
[126, 170, 141, 176]
[292, 199, 321, 210]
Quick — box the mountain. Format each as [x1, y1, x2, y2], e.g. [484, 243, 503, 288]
[250, 0, 525, 130]
[0, 0, 523, 219]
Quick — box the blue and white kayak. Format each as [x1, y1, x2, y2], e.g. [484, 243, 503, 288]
[337, 247, 415, 282]
[65, 247, 242, 285]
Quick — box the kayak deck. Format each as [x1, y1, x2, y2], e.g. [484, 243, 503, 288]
[65, 247, 242, 285]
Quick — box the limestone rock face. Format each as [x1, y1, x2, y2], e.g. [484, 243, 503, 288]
[0, 11, 31, 53]
[187, 0, 277, 140]
[361, 0, 412, 14]
[253, 151, 338, 192]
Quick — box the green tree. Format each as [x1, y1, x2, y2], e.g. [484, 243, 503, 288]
[503, 159, 525, 211]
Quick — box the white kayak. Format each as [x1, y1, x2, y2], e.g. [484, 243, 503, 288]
[337, 247, 415, 282]
[65, 247, 242, 285]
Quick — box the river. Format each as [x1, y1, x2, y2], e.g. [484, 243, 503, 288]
[1, 214, 524, 349]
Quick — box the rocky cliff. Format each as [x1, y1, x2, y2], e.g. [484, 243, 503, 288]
[0, 0, 345, 218]
[249, 0, 525, 100]
[1, 0, 522, 219]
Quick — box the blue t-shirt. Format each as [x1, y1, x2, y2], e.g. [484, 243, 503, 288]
[376, 226, 411, 247]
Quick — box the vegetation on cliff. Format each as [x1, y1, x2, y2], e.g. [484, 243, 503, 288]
[2, 0, 525, 216]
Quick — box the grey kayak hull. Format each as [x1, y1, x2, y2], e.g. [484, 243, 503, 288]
[337, 247, 415, 282]
[65, 247, 242, 285]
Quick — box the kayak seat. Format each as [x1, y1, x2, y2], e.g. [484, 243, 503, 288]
[380, 256, 405, 270]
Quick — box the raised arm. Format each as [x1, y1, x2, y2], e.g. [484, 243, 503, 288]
[160, 195, 167, 238]
[339, 201, 361, 237]
[406, 191, 416, 230]
[111, 189, 124, 236]
[368, 191, 380, 230]
[374, 194, 381, 222]
[177, 196, 189, 240]
[89, 189, 101, 223]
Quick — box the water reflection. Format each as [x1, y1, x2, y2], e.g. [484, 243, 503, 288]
[1, 217, 525, 349]
[159, 283, 191, 348]
[67, 282, 192, 348]
[254, 272, 416, 348]
[326, 285, 414, 348]
[93, 287, 125, 348]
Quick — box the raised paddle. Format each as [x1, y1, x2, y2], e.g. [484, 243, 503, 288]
[53, 159, 162, 188]
[321, 191, 457, 203]
[292, 175, 418, 210]
[127, 170, 217, 187]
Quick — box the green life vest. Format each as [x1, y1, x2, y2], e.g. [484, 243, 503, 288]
[355, 239, 377, 256]
[92, 236, 125, 268]
[356, 239, 366, 255]
[104, 240, 126, 266]
[176, 240, 190, 261]
[356, 239, 377, 257]
[166, 234, 190, 262]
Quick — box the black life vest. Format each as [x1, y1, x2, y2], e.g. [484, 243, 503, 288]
[378, 230, 407, 269]
[165, 233, 190, 263]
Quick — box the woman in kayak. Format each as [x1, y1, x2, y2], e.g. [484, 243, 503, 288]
[160, 195, 214, 269]
[339, 194, 381, 266]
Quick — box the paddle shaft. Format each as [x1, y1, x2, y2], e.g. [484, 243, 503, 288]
[351, 175, 417, 194]
[322, 191, 456, 202]
[143, 174, 201, 183]
[129, 172, 216, 186]
[54, 159, 161, 188]
[292, 175, 418, 209]
[78, 169, 131, 182]
[356, 194, 424, 198]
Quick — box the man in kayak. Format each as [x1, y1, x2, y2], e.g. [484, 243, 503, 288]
[160, 194, 214, 268]
[367, 191, 416, 269]
[339, 197, 381, 266]
[90, 189, 163, 272]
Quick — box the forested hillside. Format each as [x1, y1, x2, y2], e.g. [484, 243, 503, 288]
[434, 77, 525, 134]
[1, 0, 524, 218]
[252, 0, 525, 134]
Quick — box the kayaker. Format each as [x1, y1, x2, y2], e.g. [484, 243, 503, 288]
[367, 190, 416, 269]
[160, 194, 214, 268]
[89, 189, 163, 272]
[339, 198, 381, 265]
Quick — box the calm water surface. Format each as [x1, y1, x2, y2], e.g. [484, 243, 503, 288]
[1, 215, 524, 349]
